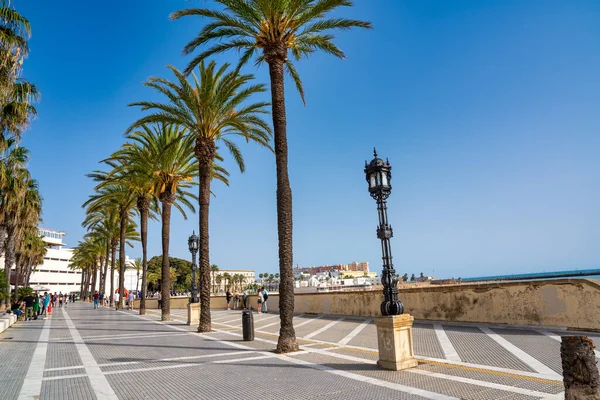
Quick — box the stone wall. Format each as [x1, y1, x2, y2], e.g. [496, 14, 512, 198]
[133, 279, 600, 330]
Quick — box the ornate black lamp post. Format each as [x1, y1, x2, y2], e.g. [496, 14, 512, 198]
[188, 231, 199, 303]
[365, 148, 404, 316]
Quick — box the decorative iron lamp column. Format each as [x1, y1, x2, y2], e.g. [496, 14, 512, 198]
[364, 148, 403, 316]
[188, 231, 199, 303]
[365, 148, 417, 371]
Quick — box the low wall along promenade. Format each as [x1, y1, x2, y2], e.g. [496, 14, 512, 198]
[135, 278, 600, 331]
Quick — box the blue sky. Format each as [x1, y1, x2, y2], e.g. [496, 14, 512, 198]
[18, 1, 600, 278]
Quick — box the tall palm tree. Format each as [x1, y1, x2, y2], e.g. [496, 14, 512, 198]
[210, 264, 219, 293]
[106, 128, 161, 315]
[116, 123, 197, 321]
[82, 206, 120, 304]
[215, 274, 222, 294]
[171, 0, 371, 353]
[0, 1, 39, 143]
[83, 178, 139, 309]
[131, 258, 142, 295]
[126, 62, 271, 332]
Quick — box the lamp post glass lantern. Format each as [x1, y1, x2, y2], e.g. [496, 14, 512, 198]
[188, 231, 199, 303]
[365, 148, 404, 316]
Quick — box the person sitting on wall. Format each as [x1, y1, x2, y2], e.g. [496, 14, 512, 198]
[10, 300, 24, 319]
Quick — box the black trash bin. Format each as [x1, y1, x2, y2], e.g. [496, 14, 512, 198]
[242, 310, 254, 341]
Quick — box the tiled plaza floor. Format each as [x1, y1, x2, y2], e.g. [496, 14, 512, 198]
[1, 302, 584, 399]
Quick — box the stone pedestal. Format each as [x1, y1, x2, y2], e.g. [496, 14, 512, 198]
[375, 314, 419, 371]
[187, 302, 200, 326]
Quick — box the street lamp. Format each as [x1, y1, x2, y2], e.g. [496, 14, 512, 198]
[365, 148, 403, 316]
[188, 231, 199, 303]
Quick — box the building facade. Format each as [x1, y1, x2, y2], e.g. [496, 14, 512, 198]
[212, 269, 255, 293]
[293, 261, 370, 277]
[1, 228, 140, 296]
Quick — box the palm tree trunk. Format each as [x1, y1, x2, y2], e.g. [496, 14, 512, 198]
[118, 211, 127, 310]
[101, 237, 110, 295]
[138, 197, 149, 315]
[4, 225, 15, 304]
[90, 258, 98, 295]
[160, 197, 173, 321]
[196, 144, 214, 333]
[268, 59, 298, 353]
[0, 224, 6, 258]
[110, 241, 117, 307]
[79, 268, 85, 300]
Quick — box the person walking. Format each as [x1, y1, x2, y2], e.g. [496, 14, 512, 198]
[257, 289, 263, 313]
[114, 291, 120, 310]
[242, 291, 248, 309]
[233, 291, 239, 310]
[93, 291, 100, 309]
[33, 294, 40, 319]
[44, 292, 52, 319]
[261, 287, 268, 314]
[24, 293, 34, 321]
[128, 291, 135, 310]
[40, 292, 48, 317]
[226, 289, 232, 310]
[98, 293, 104, 308]
[59, 293, 64, 308]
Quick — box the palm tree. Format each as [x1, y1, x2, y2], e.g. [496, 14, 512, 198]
[210, 264, 219, 294]
[171, 0, 371, 354]
[82, 206, 120, 305]
[84, 178, 138, 310]
[222, 272, 231, 292]
[106, 132, 161, 315]
[215, 274, 222, 294]
[0, 1, 39, 143]
[104, 124, 198, 320]
[131, 258, 142, 295]
[126, 62, 271, 332]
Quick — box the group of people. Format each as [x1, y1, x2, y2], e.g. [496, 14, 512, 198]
[92, 290, 137, 310]
[225, 287, 269, 313]
[8, 292, 74, 321]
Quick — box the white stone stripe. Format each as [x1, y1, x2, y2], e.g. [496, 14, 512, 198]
[62, 307, 118, 400]
[102, 354, 276, 375]
[277, 353, 457, 400]
[415, 355, 561, 381]
[18, 317, 52, 400]
[536, 329, 600, 358]
[86, 332, 188, 342]
[43, 373, 89, 382]
[293, 315, 323, 329]
[304, 317, 345, 340]
[479, 327, 561, 379]
[98, 350, 255, 368]
[408, 369, 563, 399]
[77, 331, 183, 341]
[433, 323, 461, 361]
[42, 354, 278, 381]
[256, 314, 305, 330]
[44, 365, 85, 372]
[338, 318, 372, 345]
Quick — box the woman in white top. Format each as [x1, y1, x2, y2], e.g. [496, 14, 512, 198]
[257, 290, 263, 313]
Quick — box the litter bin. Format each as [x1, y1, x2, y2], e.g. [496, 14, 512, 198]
[242, 310, 254, 341]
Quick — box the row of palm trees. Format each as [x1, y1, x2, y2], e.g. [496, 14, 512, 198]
[75, 0, 370, 353]
[0, 1, 44, 307]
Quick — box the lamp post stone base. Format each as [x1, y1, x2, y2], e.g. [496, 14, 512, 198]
[375, 314, 418, 371]
[187, 302, 200, 326]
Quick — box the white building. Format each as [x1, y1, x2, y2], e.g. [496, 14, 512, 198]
[1, 228, 141, 296]
[0, 228, 81, 294]
[213, 269, 255, 292]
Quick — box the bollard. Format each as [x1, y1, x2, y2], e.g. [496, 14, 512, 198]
[242, 310, 254, 341]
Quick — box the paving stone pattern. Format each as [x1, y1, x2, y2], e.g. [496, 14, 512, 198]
[0, 303, 582, 399]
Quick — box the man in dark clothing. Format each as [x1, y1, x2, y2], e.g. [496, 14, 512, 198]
[24, 294, 35, 321]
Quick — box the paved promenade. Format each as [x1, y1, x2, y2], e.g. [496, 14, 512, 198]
[1, 303, 590, 399]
